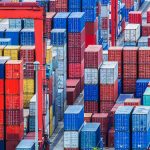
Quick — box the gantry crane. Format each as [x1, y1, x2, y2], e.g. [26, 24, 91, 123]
[0, 2, 46, 150]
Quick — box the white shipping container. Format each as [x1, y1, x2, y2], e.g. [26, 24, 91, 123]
[101, 5, 109, 17]
[57, 60, 66, 75]
[103, 51, 108, 61]
[100, 61, 118, 84]
[53, 45, 66, 60]
[58, 75, 66, 89]
[84, 68, 99, 84]
[125, 24, 141, 42]
[64, 131, 79, 148]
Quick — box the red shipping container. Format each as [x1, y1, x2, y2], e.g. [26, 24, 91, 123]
[85, 18, 98, 35]
[108, 47, 123, 78]
[108, 127, 115, 147]
[85, 34, 97, 48]
[100, 101, 114, 113]
[6, 95, 23, 110]
[68, 43, 85, 63]
[0, 111, 4, 124]
[84, 101, 99, 113]
[6, 110, 23, 125]
[0, 125, 4, 139]
[92, 113, 109, 132]
[6, 140, 20, 150]
[20, 46, 35, 63]
[109, 103, 124, 127]
[55, 0, 68, 12]
[6, 123, 24, 140]
[123, 47, 138, 64]
[49, 0, 56, 12]
[0, 79, 4, 94]
[123, 64, 137, 78]
[68, 60, 84, 78]
[138, 64, 150, 78]
[147, 8, 150, 23]
[96, 3, 101, 16]
[84, 45, 102, 68]
[80, 75, 84, 92]
[129, 11, 142, 24]
[123, 78, 136, 93]
[5, 79, 22, 95]
[142, 24, 150, 36]
[67, 88, 76, 105]
[100, 79, 118, 102]
[68, 28, 85, 47]
[84, 113, 92, 122]
[67, 79, 80, 98]
[24, 132, 35, 139]
[148, 36, 150, 46]
[5, 60, 23, 79]
[0, 95, 4, 110]
[124, 98, 141, 106]
[100, 17, 109, 29]
[138, 47, 150, 64]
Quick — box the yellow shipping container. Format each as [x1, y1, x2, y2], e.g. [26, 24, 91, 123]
[23, 79, 34, 94]
[50, 120, 53, 136]
[0, 46, 5, 56]
[23, 93, 34, 108]
[4, 46, 20, 60]
[50, 106, 53, 122]
[46, 46, 53, 64]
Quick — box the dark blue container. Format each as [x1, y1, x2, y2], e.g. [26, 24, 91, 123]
[115, 106, 133, 131]
[115, 131, 131, 149]
[132, 129, 150, 149]
[136, 79, 150, 103]
[37, 0, 49, 12]
[132, 106, 150, 132]
[101, 0, 109, 5]
[116, 94, 134, 104]
[0, 59, 8, 79]
[51, 29, 66, 46]
[82, 0, 97, 8]
[16, 139, 35, 150]
[5, 28, 20, 45]
[46, 62, 53, 78]
[118, 79, 122, 96]
[53, 12, 70, 29]
[84, 84, 99, 101]
[64, 105, 84, 131]
[68, 12, 85, 33]
[80, 123, 101, 150]
[0, 29, 5, 38]
[20, 29, 35, 46]
[68, 0, 81, 12]
[0, 140, 4, 150]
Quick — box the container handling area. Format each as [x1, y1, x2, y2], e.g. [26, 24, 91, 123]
[1, 0, 150, 150]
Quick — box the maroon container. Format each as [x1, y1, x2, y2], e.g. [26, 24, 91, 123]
[142, 24, 150, 36]
[100, 17, 109, 29]
[147, 8, 150, 23]
[68, 43, 85, 63]
[84, 45, 102, 68]
[101, 132, 107, 147]
[80, 75, 84, 92]
[49, 0, 56, 12]
[68, 28, 85, 47]
[100, 101, 114, 113]
[92, 113, 109, 132]
[123, 78, 136, 93]
[24, 132, 35, 139]
[85, 18, 98, 35]
[108, 127, 115, 147]
[108, 47, 123, 78]
[6, 109, 23, 125]
[123, 64, 137, 78]
[6, 140, 20, 150]
[100, 79, 118, 102]
[84, 101, 99, 113]
[55, 0, 68, 12]
[23, 62, 34, 79]
[67, 88, 76, 105]
[84, 113, 92, 122]
[129, 11, 142, 24]
[67, 79, 80, 98]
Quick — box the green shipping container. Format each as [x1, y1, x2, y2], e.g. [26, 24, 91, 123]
[143, 87, 150, 106]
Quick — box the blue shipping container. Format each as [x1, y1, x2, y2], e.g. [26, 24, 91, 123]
[0, 59, 8, 79]
[51, 29, 66, 46]
[0, 29, 5, 38]
[53, 12, 70, 29]
[116, 94, 134, 104]
[132, 106, 150, 132]
[64, 105, 84, 131]
[29, 116, 35, 132]
[68, 12, 85, 33]
[80, 123, 101, 150]
[118, 79, 122, 96]
[0, 140, 4, 150]
[0, 38, 11, 46]
[115, 106, 133, 131]
[68, 0, 81, 12]
[16, 139, 35, 150]
[5, 28, 20, 45]
[115, 131, 131, 149]
[84, 84, 99, 101]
